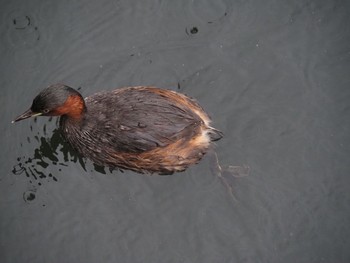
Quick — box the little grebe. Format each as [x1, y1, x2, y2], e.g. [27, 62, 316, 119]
[13, 84, 223, 174]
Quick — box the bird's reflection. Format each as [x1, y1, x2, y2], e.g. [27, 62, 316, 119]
[12, 118, 110, 187]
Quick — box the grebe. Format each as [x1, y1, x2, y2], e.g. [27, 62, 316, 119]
[13, 84, 223, 174]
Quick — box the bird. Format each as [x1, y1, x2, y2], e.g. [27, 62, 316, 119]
[13, 84, 223, 175]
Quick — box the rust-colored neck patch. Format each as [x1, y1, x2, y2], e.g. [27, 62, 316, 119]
[53, 95, 85, 119]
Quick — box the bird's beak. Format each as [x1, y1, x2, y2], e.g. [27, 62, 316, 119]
[12, 109, 42, 123]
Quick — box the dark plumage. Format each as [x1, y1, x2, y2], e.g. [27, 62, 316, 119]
[13, 84, 223, 174]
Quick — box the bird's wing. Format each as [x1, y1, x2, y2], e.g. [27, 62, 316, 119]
[84, 87, 205, 153]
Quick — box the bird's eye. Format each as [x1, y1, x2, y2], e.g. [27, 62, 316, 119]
[43, 109, 50, 114]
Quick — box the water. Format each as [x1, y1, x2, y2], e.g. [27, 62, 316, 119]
[1, 0, 350, 262]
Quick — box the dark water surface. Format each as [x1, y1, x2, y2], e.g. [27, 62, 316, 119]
[1, 0, 350, 262]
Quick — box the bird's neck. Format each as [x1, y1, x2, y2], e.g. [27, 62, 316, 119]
[53, 95, 86, 120]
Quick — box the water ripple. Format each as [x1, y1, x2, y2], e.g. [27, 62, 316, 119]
[4, 10, 41, 49]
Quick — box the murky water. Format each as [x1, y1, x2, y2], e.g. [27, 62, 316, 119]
[1, 0, 350, 262]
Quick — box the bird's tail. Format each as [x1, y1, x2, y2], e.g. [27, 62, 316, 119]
[207, 127, 223, 142]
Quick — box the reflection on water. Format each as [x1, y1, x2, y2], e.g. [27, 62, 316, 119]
[11, 114, 89, 187]
[12, 126, 84, 182]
